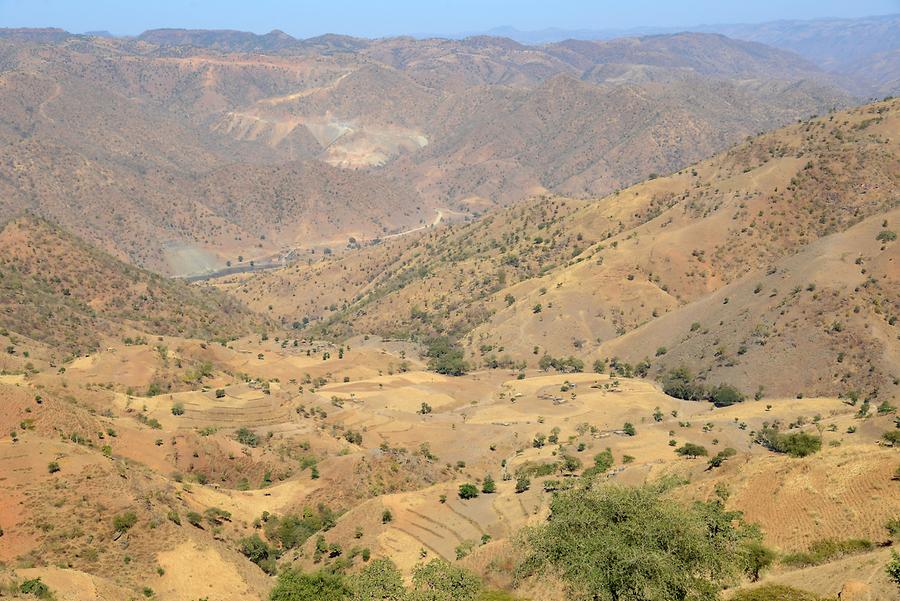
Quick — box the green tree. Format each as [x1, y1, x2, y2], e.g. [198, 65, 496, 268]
[408, 559, 481, 601]
[348, 558, 406, 601]
[519, 480, 762, 601]
[425, 337, 469, 376]
[662, 367, 706, 401]
[482, 475, 496, 494]
[269, 569, 349, 601]
[675, 443, 708, 458]
[458, 483, 479, 500]
[743, 541, 776, 582]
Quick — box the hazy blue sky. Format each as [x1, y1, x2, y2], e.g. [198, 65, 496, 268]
[1, 0, 897, 37]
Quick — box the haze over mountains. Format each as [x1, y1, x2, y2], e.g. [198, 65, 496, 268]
[0, 17, 885, 274]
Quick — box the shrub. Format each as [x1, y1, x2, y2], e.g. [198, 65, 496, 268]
[47, 461, 60, 473]
[235, 427, 260, 447]
[481, 475, 496, 494]
[458, 483, 479, 500]
[215, 389, 226, 399]
[347, 558, 405, 601]
[186, 511, 202, 527]
[662, 367, 706, 401]
[171, 402, 185, 416]
[425, 337, 469, 376]
[410, 559, 481, 601]
[19, 578, 52, 598]
[675, 443, 708, 458]
[515, 476, 530, 493]
[382, 509, 393, 524]
[269, 569, 350, 601]
[887, 550, 900, 586]
[113, 511, 138, 532]
[707, 448, 737, 469]
[781, 538, 874, 567]
[756, 427, 821, 457]
[710, 384, 745, 407]
[538, 354, 584, 373]
[240, 534, 277, 574]
[882, 430, 900, 446]
[264, 506, 336, 550]
[622, 422, 636, 436]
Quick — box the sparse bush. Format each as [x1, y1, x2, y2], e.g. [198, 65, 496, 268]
[113, 511, 138, 532]
[47, 461, 60, 473]
[171, 402, 184, 416]
[781, 538, 873, 567]
[235, 427, 260, 447]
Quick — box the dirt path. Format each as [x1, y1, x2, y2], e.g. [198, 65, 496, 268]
[38, 82, 62, 122]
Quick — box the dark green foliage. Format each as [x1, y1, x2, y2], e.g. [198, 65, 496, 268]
[347, 558, 406, 601]
[171, 402, 185, 416]
[47, 461, 60, 474]
[662, 368, 746, 407]
[425, 337, 469, 376]
[662, 368, 706, 401]
[707, 448, 737, 469]
[538, 354, 584, 373]
[269, 569, 350, 601]
[781, 538, 874, 567]
[264, 506, 336, 550]
[481, 475, 496, 494]
[709, 384, 745, 407]
[458, 483, 479, 499]
[186, 511, 202, 527]
[113, 511, 138, 532]
[240, 534, 278, 574]
[622, 422, 636, 436]
[755, 427, 821, 457]
[409, 559, 482, 601]
[675, 443, 708, 458]
[19, 577, 52, 599]
[520, 481, 763, 601]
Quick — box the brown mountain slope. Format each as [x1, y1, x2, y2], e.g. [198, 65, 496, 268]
[0, 31, 856, 274]
[230, 99, 899, 401]
[0, 215, 262, 357]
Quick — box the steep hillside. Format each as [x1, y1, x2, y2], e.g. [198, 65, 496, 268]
[0, 216, 262, 357]
[0, 31, 855, 274]
[232, 99, 899, 400]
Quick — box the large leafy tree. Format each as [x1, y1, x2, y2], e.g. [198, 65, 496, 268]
[519, 480, 764, 601]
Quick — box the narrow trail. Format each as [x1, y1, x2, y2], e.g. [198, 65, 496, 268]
[38, 82, 62, 122]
